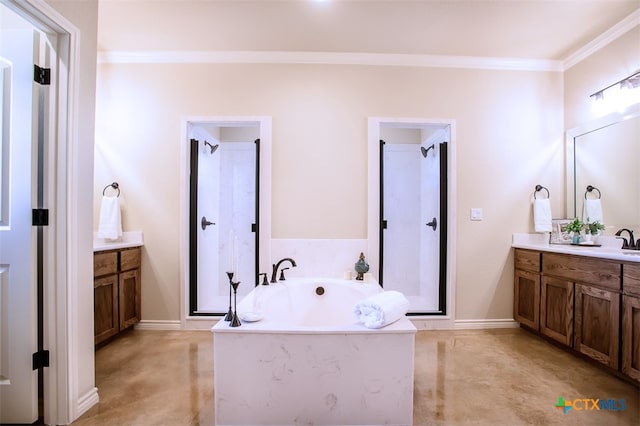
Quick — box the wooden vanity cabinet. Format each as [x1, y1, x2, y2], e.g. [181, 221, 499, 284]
[622, 263, 640, 381]
[94, 247, 142, 345]
[513, 249, 541, 330]
[514, 249, 640, 383]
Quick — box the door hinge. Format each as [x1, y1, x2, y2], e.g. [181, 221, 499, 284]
[251, 223, 256, 232]
[32, 209, 49, 226]
[382, 220, 388, 229]
[32, 350, 50, 370]
[33, 64, 51, 85]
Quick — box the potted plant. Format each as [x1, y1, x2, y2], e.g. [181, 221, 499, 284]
[586, 219, 605, 243]
[562, 218, 584, 243]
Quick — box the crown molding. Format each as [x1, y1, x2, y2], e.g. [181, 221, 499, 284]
[563, 8, 640, 71]
[97, 50, 562, 72]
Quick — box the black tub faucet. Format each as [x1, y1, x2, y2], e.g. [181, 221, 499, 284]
[615, 228, 636, 249]
[271, 258, 297, 283]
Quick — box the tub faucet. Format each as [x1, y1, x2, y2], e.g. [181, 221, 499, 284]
[271, 258, 297, 283]
[615, 228, 636, 249]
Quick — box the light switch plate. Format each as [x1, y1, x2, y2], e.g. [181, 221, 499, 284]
[470, 208, 483, 221]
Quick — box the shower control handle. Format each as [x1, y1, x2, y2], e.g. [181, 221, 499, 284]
[426, 217, 437, 231]
[201, 216, 215, 230]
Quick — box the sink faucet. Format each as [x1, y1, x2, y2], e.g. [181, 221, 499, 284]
[271, 258, 297, 283]
[615, 228, 636, 249]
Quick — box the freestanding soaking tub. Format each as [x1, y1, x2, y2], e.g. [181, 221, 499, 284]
[212, 278, 416, 426]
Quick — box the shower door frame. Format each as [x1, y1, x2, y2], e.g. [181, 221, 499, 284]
[368, 117, 456, 326]
[180, 116, 272, 326]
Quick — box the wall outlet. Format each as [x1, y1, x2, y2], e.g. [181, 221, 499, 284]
[470, 208, 483, 221]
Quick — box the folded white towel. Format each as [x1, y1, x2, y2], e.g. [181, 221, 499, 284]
[533, 198, 552, 233]
[97, 195, 123, 240]
[582, 199, 603, 224]
[354, 290, 410, 329]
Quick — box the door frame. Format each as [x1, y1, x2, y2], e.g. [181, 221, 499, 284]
[367, 117, 457, 328]
[2, 0, 82, 424]
[180, 116, 272, 329]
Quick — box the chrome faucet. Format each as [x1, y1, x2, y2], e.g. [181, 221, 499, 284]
[271, 258, 297, 283]
[615, 228, 637, 249]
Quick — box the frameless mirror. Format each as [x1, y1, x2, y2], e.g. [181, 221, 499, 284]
[566, 107, 640, 234]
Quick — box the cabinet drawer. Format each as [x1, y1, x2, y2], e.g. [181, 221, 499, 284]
[94, 251, 118, 277]
[120, 247, 141, 271]
[623, 263, 640, 297]
[515, 249, 540, 273]
[542, 253, 620, 290]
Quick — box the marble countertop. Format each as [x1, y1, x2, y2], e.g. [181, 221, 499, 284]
[94, 231, 144, 252]
[512, 233, 640, 263]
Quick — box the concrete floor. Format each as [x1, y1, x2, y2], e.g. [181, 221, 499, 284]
[72, 327, 639, 425]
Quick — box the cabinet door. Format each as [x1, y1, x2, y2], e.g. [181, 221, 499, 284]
[622, 295, 640, 381]
[574, 284, 620, 369]
[540, 276, 574, 346]
[94, 274, 119, 344]
[119, 269, 141, 330]
[514, 269, 540, 330]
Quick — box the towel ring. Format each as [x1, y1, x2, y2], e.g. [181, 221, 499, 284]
[533, 184, 549, 199]
[584, 185, 601, 200]
[102, 182, 120, 197]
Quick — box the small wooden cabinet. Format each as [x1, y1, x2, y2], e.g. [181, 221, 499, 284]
[574, 283, 619, 369]
[514, 249, 540, 330]
[94, 247, 142, 345]
[540, 275, 573, 346]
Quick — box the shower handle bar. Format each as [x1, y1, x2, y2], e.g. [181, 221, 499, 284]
[201, 216, 215, 230]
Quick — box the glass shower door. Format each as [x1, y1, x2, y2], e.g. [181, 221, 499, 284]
[380, 126, 448, 314]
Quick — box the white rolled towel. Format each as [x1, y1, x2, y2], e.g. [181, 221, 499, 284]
[533, 198, 552, 233]
[354, 290, 410, 329]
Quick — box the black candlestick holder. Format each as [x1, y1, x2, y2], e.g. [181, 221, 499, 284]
[230, 281, 241, 327]
[224, 271, 234, 321]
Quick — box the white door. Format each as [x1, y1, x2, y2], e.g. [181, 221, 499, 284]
[0, 19, 39, 424]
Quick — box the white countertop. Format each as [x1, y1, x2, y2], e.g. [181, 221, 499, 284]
[94, 231, 144, 252]
[512, 233, 640, 263]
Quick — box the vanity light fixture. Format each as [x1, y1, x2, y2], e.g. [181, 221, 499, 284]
[590, 71, 640, 116]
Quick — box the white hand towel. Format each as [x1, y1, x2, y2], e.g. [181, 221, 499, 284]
[533, 198, 552, 233]
[97, 195, 123, 240]
[582, 199, 603, 224]
[354, 290, 410, 329]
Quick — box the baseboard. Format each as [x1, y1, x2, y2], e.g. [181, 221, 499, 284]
[454, 319, 519, 329]
[76, 387, 99, 419]
[134, 320, 182, 330]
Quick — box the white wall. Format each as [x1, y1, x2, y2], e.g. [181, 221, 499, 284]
[94, 62, 564, 322]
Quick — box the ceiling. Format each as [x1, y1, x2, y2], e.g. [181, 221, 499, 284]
[97, 0, 640, 62]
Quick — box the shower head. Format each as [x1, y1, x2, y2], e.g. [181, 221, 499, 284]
[204, 141, 219, 154]
[421, 144, 435, 158]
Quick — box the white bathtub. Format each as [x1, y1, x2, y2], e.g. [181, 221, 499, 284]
[212, 278, 416, 426]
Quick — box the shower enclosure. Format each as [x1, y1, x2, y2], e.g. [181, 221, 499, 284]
[188, 123, 259, 315]
[379, 125, 449, 314]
